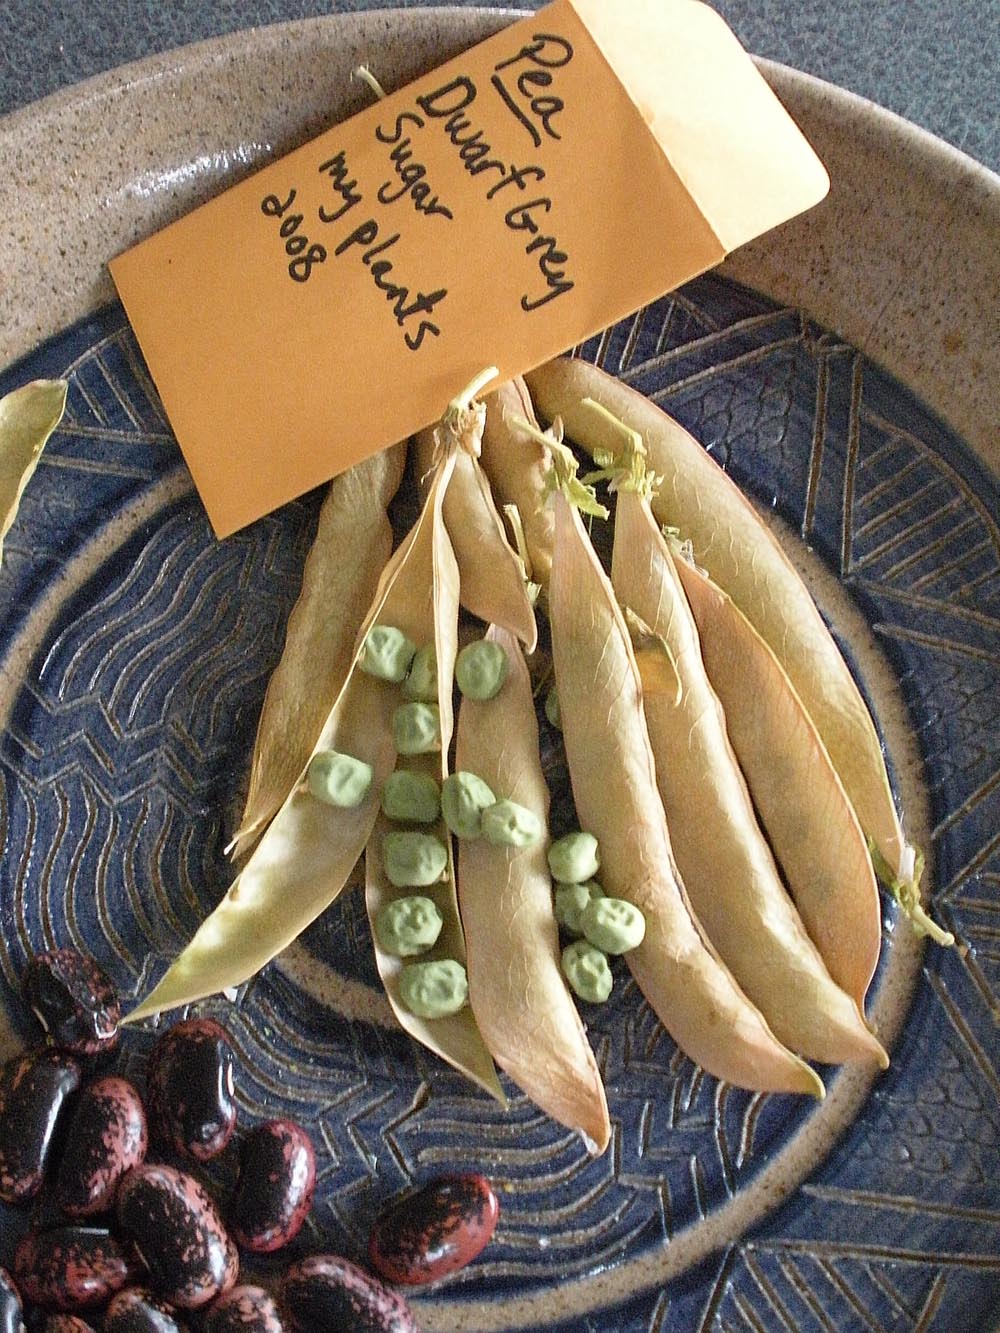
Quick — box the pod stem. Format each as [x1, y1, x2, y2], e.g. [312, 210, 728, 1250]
[510, 413, 609, 520]
[502, 502, 543, 606]
[432, 366, 499, 464]
[868, 841, 955, 946]
[353, 65, 388, 99]
[578, 398, 662, 500]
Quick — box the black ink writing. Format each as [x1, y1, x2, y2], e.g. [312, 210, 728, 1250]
[261, 187, 327, 282]
[334, 218, 446, 351]
[375, 113, 454, 220]
[317, 151, 362, 223]
[491, 33, 572, 148]
[503, 198, 574, 309]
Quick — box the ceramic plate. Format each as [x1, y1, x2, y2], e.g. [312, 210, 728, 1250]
[1, 10, 998, 1332]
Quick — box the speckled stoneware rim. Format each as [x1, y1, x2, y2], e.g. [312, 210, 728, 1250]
[0, 5, 998, 475]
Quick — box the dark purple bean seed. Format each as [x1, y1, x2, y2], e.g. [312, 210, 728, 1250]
[368, 1172, 499, 1285]
[13, 1226, 135, 1311]
[41, 1319, 95, 1333]
[0, 1268, 24, 1333]
[117, 1163, 238, 1310]
[203, 1286, 283, 1333]
[55, 1076, 147, 1219]
[21, 952, 119, 1057]
[230, 1121, 315, 1254]
[103, 1285, 188, 1332]
[0, 1049, 81, 1205]
[146, 1020, 236, 1163]
[279, 1257, 416, 1333]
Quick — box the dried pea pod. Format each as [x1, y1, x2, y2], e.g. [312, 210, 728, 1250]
[413, 399, 537, 651]
[366, 394, 504, 1103]
[546, 446, 822, 1097]
[455, 625, 610, 1150]
[126, 450, 459, 1023]
[1, 379, 67, 564]
[229, 445, 405, 859]
[479, 377, 556, 588]
[525, 358, 926, 922]
[610, 466, 886, 1056]
[671, 546, 931, 986]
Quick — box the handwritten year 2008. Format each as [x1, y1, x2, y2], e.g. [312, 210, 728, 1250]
[260, 189, 327, 283]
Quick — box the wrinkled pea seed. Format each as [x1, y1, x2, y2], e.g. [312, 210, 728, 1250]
[399, 960, 469, 1018]
[403, 644, 439, 702]
[375, 896, 444, 958]
[547, 831, 601, 884]
[455, 641, 509, 701]
[393, 703, 441, 756]
[382, 832, 448, 888]
[544, 686, 562, 730]
[306, 750, 374, 808]
[441, 772, 496, 839]
[359, 625, 416, 683]
[481, 800, 543, 848]
[381, 770, 441, 824]
[581, 897, 646, 954]
[561, 940, 613, 1003]
[554, 881, 605, 935]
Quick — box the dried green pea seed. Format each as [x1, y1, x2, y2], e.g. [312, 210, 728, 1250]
[455, 640, 509, 701]
[306, 750, 374, 808]
[547, 832, 601, 884]
[359, 624, 416, 683]
[375, 896, 443, 957]
[441, 772, 496, 839]
[403, 644, 439, 702]
[544, 685, 562, 730]
[481, 800, 543, 848]
[393, 702, 441, 755]
[561, 940, 613, 1003]
[554, 881, 605, 936]
[581, 897, 646, 954]
[399, 959, 469, 1018]
[381, 770, 441, 824]
[382, 831, 448, 888]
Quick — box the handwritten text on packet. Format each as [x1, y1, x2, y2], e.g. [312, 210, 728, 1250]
[261, 34, 576, 351]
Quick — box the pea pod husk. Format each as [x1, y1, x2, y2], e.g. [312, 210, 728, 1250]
[548, 487, 822, 1097]
[671, 542, 889, 1012]
[126, 454, 459, 1023]
[613, 488, 886, 1059]
[455, 625, 610, 1149]
[363, 452, 504, 1103]
[479, 378, 556, 588]
[525, 357, 913, 885]
[1, 379, 67, 563]
[413, 408, 537, 651]
[229, 445, 405, 859]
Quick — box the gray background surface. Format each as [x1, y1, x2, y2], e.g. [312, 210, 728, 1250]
[2, 0, 998, 172]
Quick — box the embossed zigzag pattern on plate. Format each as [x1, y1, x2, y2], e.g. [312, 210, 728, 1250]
[1, 277, 998, 1330]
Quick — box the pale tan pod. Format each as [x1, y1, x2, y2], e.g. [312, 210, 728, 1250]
[364, 463, 504, 1103]
[479, 378, 556, 588]
[526, 357, 909, 880]
[612, 490, 885, 1059]
[1, 379, 67, 563]
[413, 417, 537, 651]
[126, 456, 459, 1023]
[229, 444, 405, 859]
[672, 549, 885, 1015]
[455, 625, 610, 1149]
[549, 490, 823, 1097]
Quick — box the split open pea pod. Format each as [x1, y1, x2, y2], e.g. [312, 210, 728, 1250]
[456, 626, 610, 1151]
[126, 451, 463, 1024]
